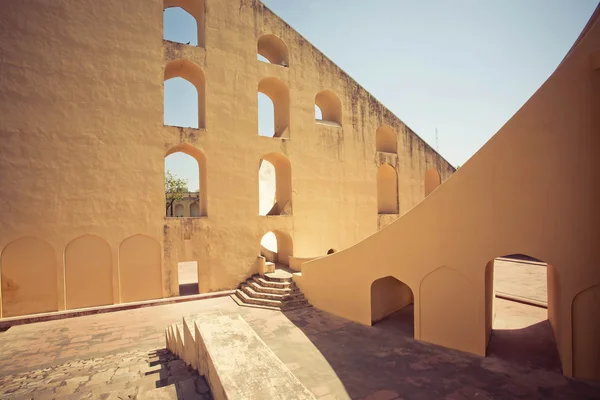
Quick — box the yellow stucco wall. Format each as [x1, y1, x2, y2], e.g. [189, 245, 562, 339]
[0, 0, 453, 317]
[296, 6, 600, 380]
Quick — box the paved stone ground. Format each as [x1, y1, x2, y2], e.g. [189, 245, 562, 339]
[1, 261, 599, 399]
[494, 258, 547, 303]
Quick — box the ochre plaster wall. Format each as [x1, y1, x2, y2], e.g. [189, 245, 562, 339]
[296, 7, 600, 380]
[0, 0, 453, 317]
[65, 235, 113, 310]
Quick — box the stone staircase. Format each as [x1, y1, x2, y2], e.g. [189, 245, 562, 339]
[232, 270, 311, 311]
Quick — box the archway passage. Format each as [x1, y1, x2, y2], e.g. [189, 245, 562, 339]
[165, 144, 207, 217]
[258, 153, 292, 216]
[1, 237, 58, 317]
[164, 59, 206, 129]
[315, 90, 342, 126]
[376, 126, 397, 153]
[377, 164, 398, 214]
[65, 235, 113, 310]
[164, 0, 205, 47]
[257, 34, 289, 66]
[572, 284, 600, 380]
[424, 168, 441, 197]
[178, 261, 199, 296]
[258, 77, 290, 138]
[260, 231, 293, 266]
[371, 276, 414, 336]
[485, 256, 561, 371]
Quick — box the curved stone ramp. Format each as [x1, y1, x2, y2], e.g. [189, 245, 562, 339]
[166, 313, 315, 400]
[295, 5, 600, 381]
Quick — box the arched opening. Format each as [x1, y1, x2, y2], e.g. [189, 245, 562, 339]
[371, 276, 414, 336]
[163, 0, 205, 47]
[315, 104, 323, 120]
[327, 249, 336, 255]
[376, 126, 397, 153]
[257, 34, 289, 67]
[260, 231, 293, 266]
[258, 153, 292, 216]
[65, 235, 113, 310]
[315, 90, 342, 126]
[165, 144, 207, 217]
[1, 237, 58, 317]
[119, 234, 162, 303]
[178, 261, 199, 296]
[485, 256, 561, 370]
[258, 77, 289, 138]
[424, 168, 441, 197]
[377, 164, 398, 214]
[164, 59, 205, 129]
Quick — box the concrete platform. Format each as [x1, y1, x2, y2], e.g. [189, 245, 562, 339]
[169, 314, 315, 400]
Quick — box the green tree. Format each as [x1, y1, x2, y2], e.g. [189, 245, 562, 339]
[165, 171, 188, 217]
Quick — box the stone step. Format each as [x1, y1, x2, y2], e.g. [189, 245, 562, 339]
[235, 289, 309, 310]
[252, 275, 295, 289]
[241, 284, 304, 302]
[231, 292, 281, 311]
[262, 273, 293, 283]
[247, 280, 299, 295]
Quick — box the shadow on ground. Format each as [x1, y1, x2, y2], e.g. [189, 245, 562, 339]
[148, 348, 212, 399]
[282, 305, 600, 400]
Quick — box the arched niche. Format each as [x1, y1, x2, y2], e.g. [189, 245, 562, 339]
[174, 203, 185, 217]
[376, 126, 397, 153]
[260, 230, 293, 266]
[164, 0, 205, 47]
[164, 59, 206, 129]
[190, 201, 200, 217]
[315, 90, 342, 126]
[257, 34, 289, 66]
[572, 284, 600, 380]
[377, 164, 398, 214]
[327, 249, 336, 255]
[258, 77, 290, 138]
[1, 237, 58, 317]
[424, 168, 441, 197]
[119, 235, 162, 303]
[166, 144, 208, 217]
[371, 276, 414, 330]
[420, 266, 479, 354]
[65, 235, 113, 310]
[259, 153, 292, 216]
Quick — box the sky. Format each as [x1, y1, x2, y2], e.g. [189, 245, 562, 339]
[164, 0, 599, 191]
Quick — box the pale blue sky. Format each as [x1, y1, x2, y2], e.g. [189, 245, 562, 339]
[164, 0, 598, 190]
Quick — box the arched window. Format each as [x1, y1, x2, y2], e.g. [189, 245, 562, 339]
[376, 126, 397, 153]
[327, 249, 336, 255]
[258, 77, 289, 138]
[164, 59, 206, 129]
[260, 230, 293, 266]
[257, 34, 289, 67]
[315, 90, 342, 126]
[424, 168, 441, 197]
[377, 164, 398, 214]
[163, 0, 205, 47]
[259, 153, 292, 216]
[165, 144, 207, 217]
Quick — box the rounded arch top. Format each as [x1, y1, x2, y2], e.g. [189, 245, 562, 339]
[257, 34, 289, 66]
[376, 126, 397, 153]
[163, 0, 205, 47]
[165, 144, 208, 217]
[164, 59, 205, 88]
[315, 90, 342, 126]
[166, 143, 206, 165]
